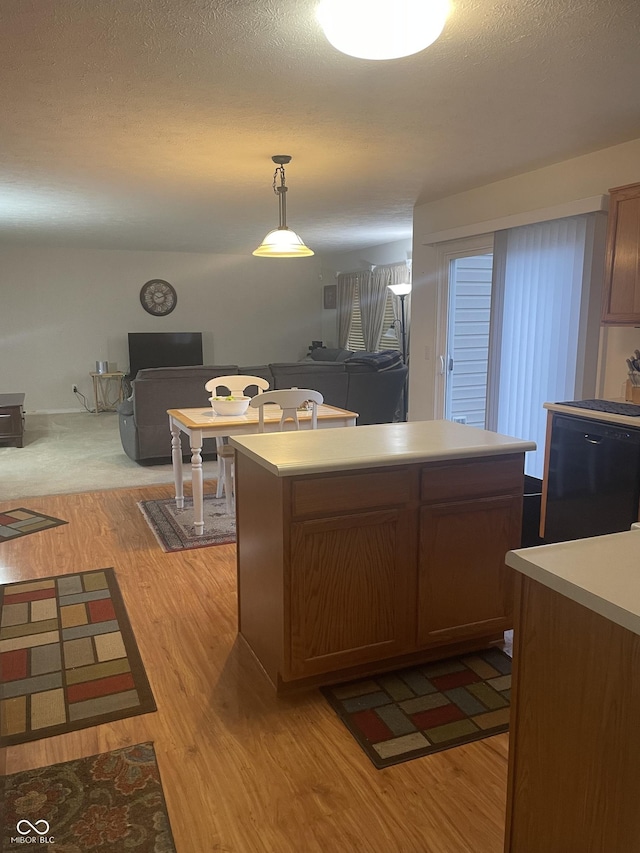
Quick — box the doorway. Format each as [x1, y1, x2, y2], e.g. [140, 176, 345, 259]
[444, 253, 494, 428]
[433, 234, 494, 422]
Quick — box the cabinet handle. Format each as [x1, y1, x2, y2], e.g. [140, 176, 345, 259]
[0, 413, 11, 418]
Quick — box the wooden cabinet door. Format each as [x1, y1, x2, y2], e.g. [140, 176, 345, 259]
[601, 182, 640, 325]
[417, 495, 520, 647]
[287, 508, 415, 679]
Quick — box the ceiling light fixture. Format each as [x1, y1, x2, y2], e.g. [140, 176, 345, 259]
[252, 155, 314, 258]
[316, 0, 449, 61]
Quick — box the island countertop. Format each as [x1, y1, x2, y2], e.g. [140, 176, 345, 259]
[229, 419, 536, 477]
[506, 529, 640, 636]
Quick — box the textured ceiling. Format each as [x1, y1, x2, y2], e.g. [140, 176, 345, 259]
[1, 0, 640, 255]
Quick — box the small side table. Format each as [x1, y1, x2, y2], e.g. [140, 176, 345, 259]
[0, 393, 26, 447]
[90, 372, 125, 414]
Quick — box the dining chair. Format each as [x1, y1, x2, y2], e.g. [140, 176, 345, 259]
[204, 375, 270, 513]
[249, 388, 324, 433]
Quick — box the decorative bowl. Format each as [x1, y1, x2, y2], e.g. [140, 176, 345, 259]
[209, 395, 250, 416]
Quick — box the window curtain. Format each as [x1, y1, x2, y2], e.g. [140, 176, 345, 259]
[360, 269, 389, 351]
[382, 262, 412, 353]
[488, 214, 599, 479]
[336, 271, 367, 349]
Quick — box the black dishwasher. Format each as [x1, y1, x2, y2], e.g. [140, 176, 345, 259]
[544, 414, 640, 543]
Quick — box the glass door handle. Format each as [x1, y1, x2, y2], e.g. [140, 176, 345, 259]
[439, 356, 454, 374]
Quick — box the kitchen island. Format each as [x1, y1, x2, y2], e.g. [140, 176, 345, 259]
[230, 420, 535, 692]
[504, 530, 640, 852]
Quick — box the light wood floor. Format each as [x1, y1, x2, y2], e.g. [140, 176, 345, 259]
[1, 484, 509, 853]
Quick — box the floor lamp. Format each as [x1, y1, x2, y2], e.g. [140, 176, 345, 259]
[388, 282, 412, 421]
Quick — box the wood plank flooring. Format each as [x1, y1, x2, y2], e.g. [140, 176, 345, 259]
[1, 484, 509, 852]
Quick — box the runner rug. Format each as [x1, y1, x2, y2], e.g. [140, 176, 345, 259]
[3, 741, 176, 852]
[0, 568, 156, 747]
[138, 495, 236, 552]
[322, 647, 512, 769]
[0, 508, 68, 543]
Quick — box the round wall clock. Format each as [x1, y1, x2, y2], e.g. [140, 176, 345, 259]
[140, 279, 177, 316]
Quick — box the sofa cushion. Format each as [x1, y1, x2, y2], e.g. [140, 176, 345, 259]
[132, 365, 240, 427]
[269, 362, 348, 409]
[310, 347, 354, 362]
[134, 365, 238, 382]
[237, 365, 274, 393]
[345, 350, 403, 371]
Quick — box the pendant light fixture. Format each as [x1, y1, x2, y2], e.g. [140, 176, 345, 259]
[316, 0, 449, 61]
[252, 155, 314, 258]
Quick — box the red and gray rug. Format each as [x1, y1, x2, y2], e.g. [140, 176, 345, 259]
[3, 742, 176, 851]
[322, 647, 512, 768]
[0, 568, 156, 747]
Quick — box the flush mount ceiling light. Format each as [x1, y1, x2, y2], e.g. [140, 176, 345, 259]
[316, 0, 449, 60]
[252, 155, 314, 258]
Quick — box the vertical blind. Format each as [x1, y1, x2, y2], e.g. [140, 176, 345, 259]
[492, 215, 594, 479]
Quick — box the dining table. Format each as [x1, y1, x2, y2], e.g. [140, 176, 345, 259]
[167, 403, 359, 534]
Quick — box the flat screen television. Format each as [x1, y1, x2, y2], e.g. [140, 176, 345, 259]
[128, 332, 203, 378]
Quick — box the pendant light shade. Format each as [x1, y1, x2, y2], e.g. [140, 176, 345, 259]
[253, 155, 314, 258]
[316, 0, 449, 61]
[253, 228, 314, 258]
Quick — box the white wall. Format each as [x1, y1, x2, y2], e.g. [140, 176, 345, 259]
[320, 238, 413, 347]
[410, 138, 640, 421]
[0, 247, 323, 411]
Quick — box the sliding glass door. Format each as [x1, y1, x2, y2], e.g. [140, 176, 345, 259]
[436, 213, 605, 478]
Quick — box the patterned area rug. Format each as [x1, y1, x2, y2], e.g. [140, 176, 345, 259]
[0, 568, 156, 747]
[3, 741, 176, 852]
[322, 648, 512, 769]
[138, 495, 236, 552]
[0, 508, 68, 542]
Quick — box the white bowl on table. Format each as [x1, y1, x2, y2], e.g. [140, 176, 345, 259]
[209, 395, 250, 416]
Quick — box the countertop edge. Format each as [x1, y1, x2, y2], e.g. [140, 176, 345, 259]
[506, 539, 640, 637]
[231, 439, 536, 478]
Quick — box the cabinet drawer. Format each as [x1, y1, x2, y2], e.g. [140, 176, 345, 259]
[421, 454, 523, 503]
[0, 408, 20, 437]
[292, 468, 412, 517]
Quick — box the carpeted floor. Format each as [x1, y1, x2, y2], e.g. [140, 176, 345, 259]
[0, 412, 219, 500]
[3, 741, 176, 852]
[322, 648, 512, 768]
[0, 568, 156, 747]
[138, 495, 236, 551]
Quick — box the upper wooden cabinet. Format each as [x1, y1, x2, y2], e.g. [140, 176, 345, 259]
[601, 182, 640, 325]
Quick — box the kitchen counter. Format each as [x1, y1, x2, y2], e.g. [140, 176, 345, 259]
[506, 530, 640, 635]
[504, 530, 640, 852]
[543, 400, 640, 428]
[232, 420, 534, 692]
[230, 419, 536, 477]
